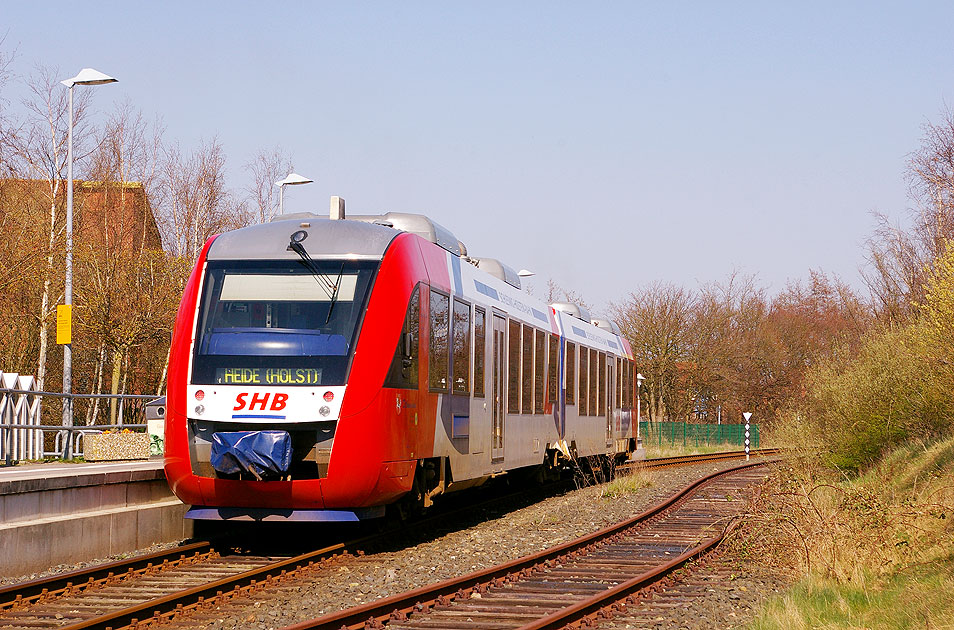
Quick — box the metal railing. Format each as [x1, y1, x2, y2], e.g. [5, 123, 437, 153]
[0, 371, 157, 463]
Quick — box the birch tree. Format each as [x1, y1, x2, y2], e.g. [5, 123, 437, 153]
[4, 66, 92, 390]
[157, 138, 247, 261]
[81, 103, 168, 421]
[246, 145, 291, 224]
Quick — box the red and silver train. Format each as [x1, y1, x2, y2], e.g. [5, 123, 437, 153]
[164, 200, 640, 521]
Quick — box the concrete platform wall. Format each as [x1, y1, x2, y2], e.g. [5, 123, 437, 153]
[0, 463, 192, 577]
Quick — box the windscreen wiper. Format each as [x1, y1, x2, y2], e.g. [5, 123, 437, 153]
[287, 232, 336, 300]
[325, 262, 345, 325]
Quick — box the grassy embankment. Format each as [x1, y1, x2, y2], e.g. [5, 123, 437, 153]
[741, 436, 954, 629]
[737, 243, 954, 627]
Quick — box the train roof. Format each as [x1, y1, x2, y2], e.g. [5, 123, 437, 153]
[207, 216, 399, 260]
[209, 201, 622, 341]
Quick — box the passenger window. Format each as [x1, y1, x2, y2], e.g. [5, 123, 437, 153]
[452, 299, 471, 394]
[522, 325, 533, 414]
[384, 286, 420, 389]
[565, 342, 576, 405]
[616, 358, 622, 408]
[474, 307, 486, 398]
[534, 329, 545, 413]
[508, 320, 520, 413]
[547, 334, 558, 404]
[589, 349, 598, 416]
[598, 351, 606, 416]
[625, 362, 632, 409]
[579, 347, 588, 416]
[428, 291, 450, 392]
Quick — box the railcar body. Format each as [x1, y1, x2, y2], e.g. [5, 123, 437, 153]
[164, 203, 639, 521]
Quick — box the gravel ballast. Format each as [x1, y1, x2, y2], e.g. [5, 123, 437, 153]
[171, 459, 780, 630]
[1, 459, 784, 629]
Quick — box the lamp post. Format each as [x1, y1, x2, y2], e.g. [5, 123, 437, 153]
[636, 372, 645, 451]
[275, 173, 313, 215]
[59, 68, 117, 441]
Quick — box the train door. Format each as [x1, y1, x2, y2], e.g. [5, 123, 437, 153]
[606, 355, 615, 446]
[491, 314, 506, 462]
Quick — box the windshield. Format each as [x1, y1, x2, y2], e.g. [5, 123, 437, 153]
[191, 259, 378, 386]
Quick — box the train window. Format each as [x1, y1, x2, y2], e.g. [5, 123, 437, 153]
[384, 286, 420, 389]
[616, 358, 622, 408]
[452, 299, 471, 394]
[508, 320, 520, 413]
[565, 342, 576, 405]
[630, 362, 636, 408]
[429, 290, 450, 392]
[625, 361, 632, 409]
[474, 307, 486, 398]
[534, 329, 545, 414]
[589, 349, 599, 416]
[522, 325, 533, 414]
[579, 347, 588, 416]
[598, 351, 606, 417]
[191, 259, 378, 386]
[547, 334, 558, 404]
[619, 359, 629, 409]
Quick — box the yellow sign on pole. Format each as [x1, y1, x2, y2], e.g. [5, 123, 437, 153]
[56, 304, 72, 345]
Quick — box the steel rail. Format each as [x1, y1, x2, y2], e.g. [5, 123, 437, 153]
[634, 447, 780, 469]
[0, 450, 778, 629]
[55, 542, 358, 630]
[513, 527, 733, 630]
[0, 479, 572, 628]
[0, 541, 212, 610]
[280, 458, 772, 630]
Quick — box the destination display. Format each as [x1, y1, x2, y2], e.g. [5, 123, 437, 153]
[215, 367, 322, 385]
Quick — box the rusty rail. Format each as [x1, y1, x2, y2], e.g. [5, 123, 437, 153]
[0, 450, 778, 630]
[280, 459, 772, 630]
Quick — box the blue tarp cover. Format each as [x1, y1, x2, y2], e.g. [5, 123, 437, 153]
[210, 430, 292, 480]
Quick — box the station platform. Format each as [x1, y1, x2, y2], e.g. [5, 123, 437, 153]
[0, 459, 191, 577]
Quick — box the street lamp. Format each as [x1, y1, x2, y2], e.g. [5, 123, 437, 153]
[636, 373, 645, 451]
[275, 173, 314, 215]
[60, 68, 118, 438]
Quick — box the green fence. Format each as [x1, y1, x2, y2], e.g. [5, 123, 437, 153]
[638, 421, 759, 449]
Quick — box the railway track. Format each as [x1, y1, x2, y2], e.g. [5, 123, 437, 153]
[278, 459, 771, 630]
[624, 447, 780, 471]
[0, 541, 357, 630]
[0, 450, 776, 630]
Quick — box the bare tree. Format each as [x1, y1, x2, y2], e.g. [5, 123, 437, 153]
[4, 66, 93, 390]
[0, 35, 18, 176]
[86, 100, 164, 249]
[245, 145, 291, 224]
[156, 137, 247, 261]
[611, 283, 695, 422]
[864, 108, 954, 321]
[82, 103, 167, 421]
[544, 278, 591, 310]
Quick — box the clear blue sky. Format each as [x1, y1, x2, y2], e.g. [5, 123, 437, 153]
[5, 2, 954, 313]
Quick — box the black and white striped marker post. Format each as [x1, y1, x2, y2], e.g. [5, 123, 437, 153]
[743, 412, 752, 461]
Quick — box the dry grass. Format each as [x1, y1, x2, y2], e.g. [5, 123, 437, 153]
[739, 435, 954, 629]
[600, 467, 656, 499]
